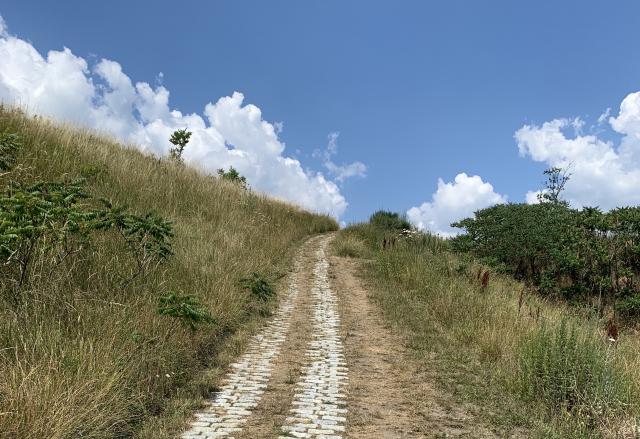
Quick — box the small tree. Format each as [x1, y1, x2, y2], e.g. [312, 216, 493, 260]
[169, 129, 192, 163]
[538, 167, 571, 205]
[217, 166, 247, 189]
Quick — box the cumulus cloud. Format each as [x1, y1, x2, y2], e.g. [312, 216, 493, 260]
[516, 90, 640, 209]
[315, 132, 366, 183]
[407, 173, 507, 237]
[0, 16, 350, 217]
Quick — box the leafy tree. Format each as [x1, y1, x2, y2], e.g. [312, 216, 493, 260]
[538, 166, 571, 205]
[168, 129, 192, 163]
[157, 291, 215, 331]
[217, 166, 247, 189]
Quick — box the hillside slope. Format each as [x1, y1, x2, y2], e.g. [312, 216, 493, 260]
[0, 106, 337, 439]
[333, 222, 640, 438]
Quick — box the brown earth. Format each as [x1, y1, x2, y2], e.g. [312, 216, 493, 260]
[234, 236, 319, 439]
[329, 254, 499, 439]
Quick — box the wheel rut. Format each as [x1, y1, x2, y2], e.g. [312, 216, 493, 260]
[181, 235, 347, 439]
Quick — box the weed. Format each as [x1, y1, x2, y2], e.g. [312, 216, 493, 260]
[240, 272, 275, 300]
[157, 292, 215, 332]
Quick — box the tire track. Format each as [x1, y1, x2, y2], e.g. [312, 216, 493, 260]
[181, 247, 307, 439]
[280, 237, 349, 438]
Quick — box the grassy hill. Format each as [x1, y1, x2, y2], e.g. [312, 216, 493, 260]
[334, 219, 640, 439]
[0, 106, 337, 439]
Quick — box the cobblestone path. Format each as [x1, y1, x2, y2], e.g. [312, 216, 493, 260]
[181, 235, 348, 439]
[181, 258, 303, 439]
[279, 240, 348, 438]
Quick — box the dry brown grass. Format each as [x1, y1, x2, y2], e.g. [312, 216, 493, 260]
[336, 224, 640, 439]
[0, 106, 337, 439]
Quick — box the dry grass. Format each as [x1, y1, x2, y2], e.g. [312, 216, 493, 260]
[0, 106, 337, 439]
[335, 224, 640, 438]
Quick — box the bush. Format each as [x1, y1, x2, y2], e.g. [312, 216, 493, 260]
[518, 319, 631, 424]
[452, 202, 640, 312]
[240, 272, 275, 300]
[369, 210, 412, 231]
[615, 294, 640, 318]
[0, 131, 21, 171]
[217, 166, 247, 189]
[157, 292, 215, 332]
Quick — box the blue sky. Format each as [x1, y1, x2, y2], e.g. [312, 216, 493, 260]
[2, 1, 640, 232]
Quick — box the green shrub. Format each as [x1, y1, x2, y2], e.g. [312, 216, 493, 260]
[157, 292, 215, 332]
[615, 294, 640, 318]
[0, 179, 94, 295]
[0, 131, 21, 171]
[369, 210, 412, 231]
[217, 166, 247, 189]
[93, 199, 173, 282]
[518, 319, 631, 424]
[240, 272, 275, 300]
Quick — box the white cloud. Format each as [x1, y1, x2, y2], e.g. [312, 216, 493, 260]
[525, 190, 544, 204]
[597, 107, 611, 124]
[315, 132, 366, 183]
[0, 16, 349, 218]
[515, 90, 640, 209]
[0, 15, 7, 37]
[407, 173, 507, 237]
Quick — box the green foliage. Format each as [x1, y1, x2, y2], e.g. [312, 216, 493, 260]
[615, 294, 640, 318]
[518, 319, 631, 424]
[217, 166, 247, 189]
[452, 201, 640, 310]
[0, 131, 174, 294]
[240, 272, 275, 300]
[0, 131, 21, 171]
[157, 292, 215, 332]
[369, 210, 412, 231]
[0, 179, 94, 292]
[168, 129, 192, 163]
[538, 166, 571, 205]
[93, 200, 173, 281]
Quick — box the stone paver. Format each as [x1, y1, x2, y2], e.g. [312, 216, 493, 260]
[181, 260, 302, 439]
[279, 239, 349, 438]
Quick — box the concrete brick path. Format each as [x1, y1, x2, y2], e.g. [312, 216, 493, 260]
[181, 236, 348, 439]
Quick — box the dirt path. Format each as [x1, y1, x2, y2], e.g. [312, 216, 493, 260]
[180, 235, 497, 439]
[330, 255, 498, 439]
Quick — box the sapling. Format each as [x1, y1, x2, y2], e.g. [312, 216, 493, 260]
[169, 129, 192, 163]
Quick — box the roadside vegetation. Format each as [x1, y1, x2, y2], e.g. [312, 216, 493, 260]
[0, 106, 337, 439]
[334, 210, 639, 438]
[452, 167, 640, 322]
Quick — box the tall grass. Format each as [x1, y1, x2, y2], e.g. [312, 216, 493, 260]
[335, 224, 639, 438]
[0, 106, 337, 439]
